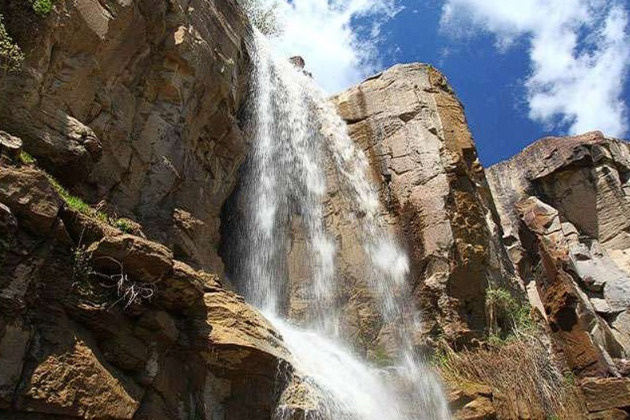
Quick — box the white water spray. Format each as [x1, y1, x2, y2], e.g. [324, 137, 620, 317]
[232, 31, 450, 420]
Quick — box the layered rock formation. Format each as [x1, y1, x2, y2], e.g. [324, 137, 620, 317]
[333, 64, 515, 347]
[0, 0, 251, 274]
[0, 157, 297, 419]
[487, 132, 630, 418]
[2, 0, 630, 418]
[488, 132, 630, 365]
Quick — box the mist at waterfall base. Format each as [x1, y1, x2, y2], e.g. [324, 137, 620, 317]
[223, 31, 450, 420]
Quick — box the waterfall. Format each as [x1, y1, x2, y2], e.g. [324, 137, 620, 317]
[228, 30, 451, 420]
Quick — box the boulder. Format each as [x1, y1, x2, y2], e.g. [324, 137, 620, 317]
[87, 234, 174, 283]
[0, 131, 22, 162]
[0, 165, 62, 234]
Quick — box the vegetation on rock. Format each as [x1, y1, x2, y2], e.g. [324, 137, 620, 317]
[28, 0, 54, 16]
[485, 287, 536, 345]
[0, 14, 24, 73]
[435, 338, 586, 419]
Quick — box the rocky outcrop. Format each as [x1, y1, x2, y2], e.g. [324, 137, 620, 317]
[487, 133, 630, 418]
[0, 0, 253, 275]
[487, 133, 630, 364]
[332, 64, 515, 347]
[0, 158, 295, 419]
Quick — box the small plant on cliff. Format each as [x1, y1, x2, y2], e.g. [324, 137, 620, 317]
[46, 174, 109, 221]
[25, 0, 54, 16]
[19, 150, 35, 164]
[0, 14, 24, 74]
[486, 287, 535, 343]
[72, 247, 155, 310]
[113, 218, 134, 234]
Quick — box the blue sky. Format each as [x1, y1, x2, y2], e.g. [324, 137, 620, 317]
[269, 0, 630, 166]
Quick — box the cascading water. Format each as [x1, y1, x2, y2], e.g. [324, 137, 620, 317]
[230, 30, 451, 420]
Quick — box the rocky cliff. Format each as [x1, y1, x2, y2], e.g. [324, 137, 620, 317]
[0, 0, 251, 274]
[333, 64, 516, 349]
[2, 0, 630, 419]
[487, 132, 630, 418]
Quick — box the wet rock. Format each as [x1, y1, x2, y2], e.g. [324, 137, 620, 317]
[331, 63, 516, 348]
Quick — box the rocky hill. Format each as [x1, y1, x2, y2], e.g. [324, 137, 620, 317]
[1, 0, 629, 419]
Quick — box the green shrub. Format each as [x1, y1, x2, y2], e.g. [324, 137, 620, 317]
[19, 150, 35, 164]
[486, 286, 536, 343]
[26, 0, 54, 16]
[0, 14, 24, 73]
[46, 174, 109, 221]
[113, 218, 134, 234]
[32, 0, 53, 16]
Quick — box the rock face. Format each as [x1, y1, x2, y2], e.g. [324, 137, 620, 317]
[0, 0, 252, 275]
[332, 64, 515, 346]
[488, 133, 630, 418]
[0, 162, 295, 419]
[3, 0, 630, 417]
[487, 133, 630, 367]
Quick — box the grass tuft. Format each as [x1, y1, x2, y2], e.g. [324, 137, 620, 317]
[435, 337, 585, 419]
[19, 150, 35, 164]
[46, 174, 109, 221]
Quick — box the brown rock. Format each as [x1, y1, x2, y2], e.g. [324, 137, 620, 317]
[0, 0, 251, 276]
[516, 196, 613, 377]
[588, 409, 630, 420]
[156, 260, 211, 312]
[0, 165, 62, 234]
[0, 322, 31, 408]
[488, 133, 630, 361]
[0, 131, 22, 162]
[17, 338, 143, 418]
[455, 397, 497, 420]
[329, 63, 516, 348]
[581, 377, 630, 412]
[87, 234, 174, 283]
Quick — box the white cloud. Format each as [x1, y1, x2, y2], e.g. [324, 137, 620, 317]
[441, 0, 630, 138]
[267, 0, 400, 93]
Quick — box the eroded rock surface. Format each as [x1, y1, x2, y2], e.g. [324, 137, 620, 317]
[487, 133, 630, 362]
[488, 133, 630, 418]
[0, 162, 295, 419]
[0, 0, 253, 275]
[331, 64, 515, 348]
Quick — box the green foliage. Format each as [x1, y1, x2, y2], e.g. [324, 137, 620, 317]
[486, 286, 536, 345]
[238, 0, 283, 37]
[0, 14, 24, 74]
[27, 0, 54, 16]
[113, 218, 134, 234]
[19, 150, 35, 164]
[46, 174, 108, 221]
[563, 372, 576, 386]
